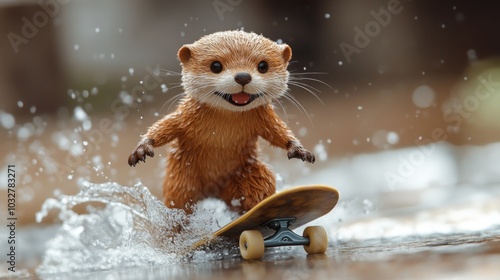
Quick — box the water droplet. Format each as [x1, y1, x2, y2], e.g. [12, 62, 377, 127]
[95, 27, 100, 33]
[17, 125, 33, 140]
[74, 44, 79, 50]
[161, 84, 168, 93]
[324, 13, 331, 19]
[338, 61, 343, 66]
[387, 131, 399, 145]
[0, 111, 15, 129]
[467, 49, 477, 62]
[298, 127, 307, 137]
[17, 101, 24, 108]
[314, 142, 328, 161]
[74, 106, 88, 121]
[129, 68, 134, 76]
[82, 120, 92, 131]
[377, 64, 388, 74]
[412, 85, 435, 108]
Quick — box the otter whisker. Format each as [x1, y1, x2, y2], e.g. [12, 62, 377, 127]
[250, 81, 291, 123]
[288, 71, 330, 87]
[288, 81, 324, 105]
[288, 80, 322, 93]
[289, 71, 328, 76]
[160, 92, 186, 113]
[282, 92, 313, 126]
[158, 68, 182, 76]
[208, 90, 222, 107]
[199, 89, 216, 104]
[272, 96, 290, 123]
[289, 76, 331, 89]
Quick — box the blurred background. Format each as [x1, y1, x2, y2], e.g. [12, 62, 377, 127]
[1, 0, 500, 226]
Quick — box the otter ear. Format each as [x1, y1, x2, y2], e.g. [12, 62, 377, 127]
[178, 45, 192, 64]
[281, 44, 292, 63]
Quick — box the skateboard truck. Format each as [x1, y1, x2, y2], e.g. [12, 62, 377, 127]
[239, 217, 328, 260]
[262, 218, 309, 247]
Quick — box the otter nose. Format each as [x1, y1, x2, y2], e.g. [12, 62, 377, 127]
[234, 72, 252, 86]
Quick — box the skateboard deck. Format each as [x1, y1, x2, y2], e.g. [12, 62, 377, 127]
[190, 185, 339, 258]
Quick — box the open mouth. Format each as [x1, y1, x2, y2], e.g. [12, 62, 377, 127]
[214, 92, 263, 107]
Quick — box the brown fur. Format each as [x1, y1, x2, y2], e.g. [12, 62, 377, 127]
[128, 31, 314, 214]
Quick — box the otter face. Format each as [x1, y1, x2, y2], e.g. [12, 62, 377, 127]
[178, 30, 292, 112]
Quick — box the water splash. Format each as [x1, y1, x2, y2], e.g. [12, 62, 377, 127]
[35, 181, 239, 275]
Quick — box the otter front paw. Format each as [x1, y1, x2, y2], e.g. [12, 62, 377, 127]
[128, 138, 155, 166]
[287, 147, 315, 163]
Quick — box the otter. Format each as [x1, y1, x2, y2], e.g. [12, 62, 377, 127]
[128, 30, 315, 214]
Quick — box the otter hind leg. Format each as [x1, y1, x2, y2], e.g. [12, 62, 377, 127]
[162, 169, 206, 215]
[221, 161, 276, 214]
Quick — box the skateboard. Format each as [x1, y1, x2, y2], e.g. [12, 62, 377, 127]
[190, 185, 339, 260]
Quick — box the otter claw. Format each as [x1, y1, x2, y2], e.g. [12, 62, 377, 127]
[128, 138, 155, 166]
[287, 148, 315, 164]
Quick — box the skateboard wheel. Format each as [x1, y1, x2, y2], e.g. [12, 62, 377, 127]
[302, 226, 328, 254]
[239, 230, 265, 260]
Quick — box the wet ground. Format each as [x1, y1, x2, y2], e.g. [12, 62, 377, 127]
[4, 215, 500, 280]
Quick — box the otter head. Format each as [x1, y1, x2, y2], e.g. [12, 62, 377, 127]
[178, 30, 292, 112]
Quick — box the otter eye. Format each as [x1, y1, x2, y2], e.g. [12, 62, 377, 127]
[257, 61, 268, 73]
[210, 61, 223, 73]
